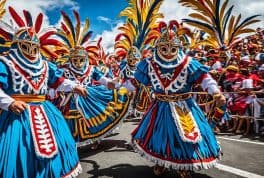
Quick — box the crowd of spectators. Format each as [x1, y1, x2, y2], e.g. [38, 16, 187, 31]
[191, 28, 264, 136]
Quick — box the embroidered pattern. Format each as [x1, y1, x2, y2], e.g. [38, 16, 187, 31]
[148, 56, 190, 94]
[169, 101, 201, 143]
[0, 56, 48, 95]
[64, 65, 93, 87]
[28, 105, 58, 158]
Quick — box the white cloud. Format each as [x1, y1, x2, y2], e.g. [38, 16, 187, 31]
[160, 0, 263, 28]
[2, 0, 79, 27]
[97, 16, 123, 29]
[93, 22, 124, 53]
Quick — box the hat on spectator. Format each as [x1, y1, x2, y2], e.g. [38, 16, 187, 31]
[241, 79, 254, 89]
[241, 55, 251, 63]
[211, 61, 222, 70]
[255, 53, 264, 61]
[226, 65, 239, 72]
[259, 64, 264, 71]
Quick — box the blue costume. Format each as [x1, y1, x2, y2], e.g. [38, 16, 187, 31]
[131, 21, 222, 172]
[56, 63, 129, 146]
[51, 11, 130, 146]
[0, 7, 82, 177]
[0, 33, 81, 178]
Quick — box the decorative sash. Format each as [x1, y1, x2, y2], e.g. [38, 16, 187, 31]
[28, 105, 58, 158]
[169, 101, 201, 143]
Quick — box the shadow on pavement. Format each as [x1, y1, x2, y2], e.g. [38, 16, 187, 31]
[80, 161, 213, 178]
[78, 139, 134, 159]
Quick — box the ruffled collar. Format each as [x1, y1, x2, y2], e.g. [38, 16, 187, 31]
[9, 49, 44, 70]
[69, 61, 89, 75]
[153, 49, 185, 69]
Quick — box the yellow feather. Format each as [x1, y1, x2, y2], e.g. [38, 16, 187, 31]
[239, 19, 261, 30]
[220, 0, 229, 21]
[79, 18, 90, 45]
[180, 0, 215, 22]
[233, 14, 241, 29]
[188, 13, 212, 24]
[0, 0, 6, 9]
[206, 0, 215, 12]
[227, 15, 235, 41]
[0, 0, 6, 18]
[184, 22, 216, 38]
[233, 28, 256, 38]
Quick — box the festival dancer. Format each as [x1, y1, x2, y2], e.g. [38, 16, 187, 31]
[51, 10, 130, 147]
[0, 7, 84, 177]
[131, 21, 226, 177]
[115, 0, 164, 118]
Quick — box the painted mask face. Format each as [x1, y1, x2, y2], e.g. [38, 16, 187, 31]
[157, 42, 179, 62]
[18, 41, 39, 61]
[15, 29, 40, 62]
[69, 47, 88, 69]
[127, 56, 140, 68]
[70, 56, 86, 69]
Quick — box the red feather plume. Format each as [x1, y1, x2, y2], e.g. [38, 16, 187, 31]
[41, 39, 63, 46]
[169, 20, 180, 30]
[0, 28, 12, 40]
[35, 13, 43, 33]
[39, 31, 55, 42]
[23, 10, 33, 27]
[61, 22, 70, 35]
[8, 6, 25, 27]
[158, 21, 167, 33]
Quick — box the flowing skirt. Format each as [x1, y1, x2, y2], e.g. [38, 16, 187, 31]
[65, 85, 130, 146]
[0, 101, 81, 178]
[131, 98, 221, 171]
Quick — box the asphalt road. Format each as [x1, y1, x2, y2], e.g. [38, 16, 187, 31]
[77, 119, 264, 178]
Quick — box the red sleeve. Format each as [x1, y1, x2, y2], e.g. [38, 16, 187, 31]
[49, 77, 65, 89]
[195, 73, 209, 84]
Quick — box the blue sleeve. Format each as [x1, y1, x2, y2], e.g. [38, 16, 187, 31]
[134, 59, 151, 86]
[187, 58, 209, 83]
[92, 67, 104, 81]
[47, 61, 64, 86]
[0, 60, 9, 89]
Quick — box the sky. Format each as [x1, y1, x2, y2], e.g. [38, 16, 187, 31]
[2, 0, 264, 53]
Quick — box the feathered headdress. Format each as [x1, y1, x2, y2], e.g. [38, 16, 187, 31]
[0, 6, 63, 58]
[179, 0, 261, 49]
[93, 37, 109, 66]
[145, 20, 192, 47]
[0, 0, 6, 18]
[115, 0, 164, 59]
[54, 10, 98, 65]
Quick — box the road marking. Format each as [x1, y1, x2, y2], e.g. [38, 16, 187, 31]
[215, 163, 264, 178]
[217, 136, 264, 146]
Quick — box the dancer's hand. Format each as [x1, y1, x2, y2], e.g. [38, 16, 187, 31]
[9, 101, 27, 114]
[74, 86, 88, 96]
[107, 81, 116, 90]
[213, 92, 226, 107]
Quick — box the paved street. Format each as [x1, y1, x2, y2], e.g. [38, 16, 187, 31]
[77, 119, 264, 178]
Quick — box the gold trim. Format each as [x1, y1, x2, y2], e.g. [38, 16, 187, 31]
[155, 93, 191, 102]
[78, 91, 130, 139]
[11, 94, 46, 102]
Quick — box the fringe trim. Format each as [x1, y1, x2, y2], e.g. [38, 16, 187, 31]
[131, 140, 218, 171]
[76, 116, 125, 147]
[62, 162, 82, 178]
[75, 88, 131, 147]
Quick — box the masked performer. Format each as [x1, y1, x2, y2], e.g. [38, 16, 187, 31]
[116, 0, 164, 118]
[0, 7, 86, 178]
[51, 11, 129, 147]
[131, 21, 225, 177]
